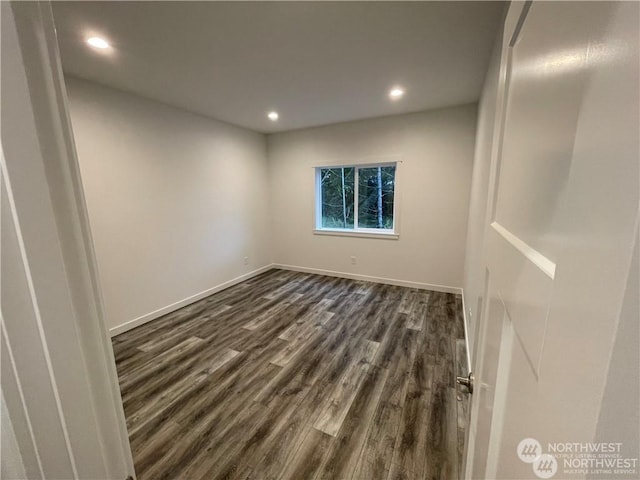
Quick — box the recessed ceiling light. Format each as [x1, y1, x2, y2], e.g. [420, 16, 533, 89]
[87, 37, 110, 49]
[389, 87, 405, 99]
[268, 111, 279, 121]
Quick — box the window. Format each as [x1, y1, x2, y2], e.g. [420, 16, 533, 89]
[315, 163, 397, 237]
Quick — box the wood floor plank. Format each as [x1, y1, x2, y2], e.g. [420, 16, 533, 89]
[129, 345, 280, 456]
[250, 335, 383, 479]
[254, 302, 377, 405]
[171, 346, 283, 430]
[349, 323, 420, 480]
[124, 345, 243, 434]
[423, 384, 460, 480]
[398, 289, 417, 314]
[242, 296, 300, 330]
[263, 280, 303, 300]
[351, 400, 402, 480]
[141, 352, 288, 480]
[204, 347, 241, 374]
[312, 365, 389, 480]
[185, 378, 314, 480]
[388, 365, 435, 480]
[247, 407, 318, 479]
[454, 294, 465, 340]
[313, 339, 380, 437]
[137, 304, 232, 352]
[144, 400, 266, 480]
[127, 350, 253, 454]
[270, 325, 320, 367]
[269, 308, 333, 367]
[231, 302, 308, 353]
[376, 327, 420, 408]
[407, 291, 430, 331]
[277, 299, 333, 341]
[277, 427, 333, 480]
[118, 336, 205, 391]
[114, 347, 154, 380]
[111, 270, 467, 480]
[367, 295, 402, 343]
[129, 418, 181, 460]
[385, 334, 447, 478]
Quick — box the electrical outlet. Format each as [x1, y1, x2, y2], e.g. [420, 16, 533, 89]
[244, 256, 249, 265]
[350, 256, 357, 265]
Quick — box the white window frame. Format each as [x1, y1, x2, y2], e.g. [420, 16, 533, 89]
[313, 161, 400, 239]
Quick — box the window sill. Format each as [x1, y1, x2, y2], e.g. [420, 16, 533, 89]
[313, 229, 399, 240]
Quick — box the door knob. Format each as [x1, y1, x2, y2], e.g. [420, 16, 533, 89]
[456, 372, 474, 394]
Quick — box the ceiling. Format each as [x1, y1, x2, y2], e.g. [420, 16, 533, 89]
[52, 1, 505, 134]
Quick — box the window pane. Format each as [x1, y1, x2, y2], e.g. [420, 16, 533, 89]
[357, 166, 396, 229]
[320, 167, 355, 229]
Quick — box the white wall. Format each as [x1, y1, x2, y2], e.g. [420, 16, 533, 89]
[268, 105, 477, 291]
[65, 77, 271, 334]
[462, 29, 503, 359]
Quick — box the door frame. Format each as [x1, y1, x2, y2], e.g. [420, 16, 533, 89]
[1, 1, 135, 477]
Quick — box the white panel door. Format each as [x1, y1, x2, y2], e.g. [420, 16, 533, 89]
[466, 1, 639, 479]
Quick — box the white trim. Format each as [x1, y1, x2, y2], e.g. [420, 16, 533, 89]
[109, 263, 463, 336]
[312, 229, 399, 240]
[38, 3, 136, 475]
[354, 167, 359, 228]
[312, 158, 402, 169]
[0, 155, 79, 479]
[0, 320, 44, 478]
[109, 265, 274, 337]
[491, 221, 556, 279]
[485, 311, 514, 480]
[461, 290, 472, 373]
[314, 168, 322, 230]
[10, 3, 136, 475]
[272, 264, 462, 294]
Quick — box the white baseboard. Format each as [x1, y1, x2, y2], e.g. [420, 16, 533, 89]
[110, 263, 464, 337]
[109, 264, 275, 337]
[272, 263, 463, 295]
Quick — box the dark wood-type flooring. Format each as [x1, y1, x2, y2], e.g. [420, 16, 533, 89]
[112, 269, 469, 480]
